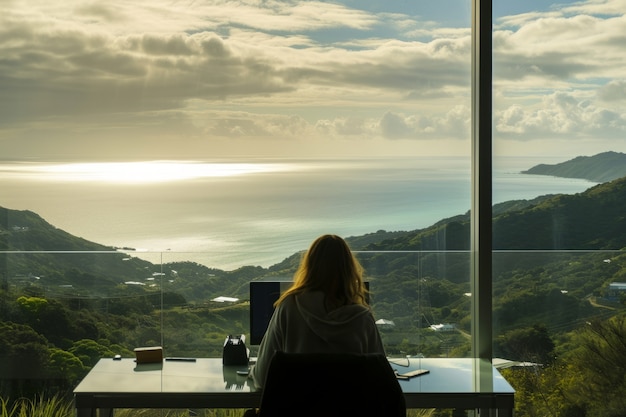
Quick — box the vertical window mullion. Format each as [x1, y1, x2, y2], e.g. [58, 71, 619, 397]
[471, 0, 493, 360]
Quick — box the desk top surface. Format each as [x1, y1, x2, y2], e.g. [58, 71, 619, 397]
[74, 357, 514, 396]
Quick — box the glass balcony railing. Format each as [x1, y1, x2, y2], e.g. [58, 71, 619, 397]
[1, 250, 472, 365]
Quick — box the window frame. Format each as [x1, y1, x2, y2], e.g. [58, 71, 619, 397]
[471, 0, 493, 360]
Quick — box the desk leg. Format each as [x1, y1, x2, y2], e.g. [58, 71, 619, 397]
[497, 408, 513, 417]
[76, 408, 114, 417]
[76, 408, 92, 417]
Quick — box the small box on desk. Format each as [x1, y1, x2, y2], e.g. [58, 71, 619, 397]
[134, 346, 163, 364]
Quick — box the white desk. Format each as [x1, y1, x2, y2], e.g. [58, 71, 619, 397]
[74, 357, 514, 416]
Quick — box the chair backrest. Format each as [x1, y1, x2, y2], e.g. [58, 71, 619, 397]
[257, 351, 406, 417]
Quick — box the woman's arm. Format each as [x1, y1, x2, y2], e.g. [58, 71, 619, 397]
[250, 303, 286, 388]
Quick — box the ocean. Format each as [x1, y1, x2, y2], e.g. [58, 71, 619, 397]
[0, 156, 596, 270]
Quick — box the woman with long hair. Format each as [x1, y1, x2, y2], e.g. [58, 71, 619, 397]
[250, 234, 384, 388]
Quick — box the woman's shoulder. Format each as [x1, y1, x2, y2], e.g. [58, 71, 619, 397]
[283, 290, 325, 313]
[281, 289, 323, 303]
[275, 292, 300, 309]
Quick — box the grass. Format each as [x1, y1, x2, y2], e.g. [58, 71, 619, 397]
[1, 395, 437, 417]
[0, 395, 73, 417]
[113, 408, 437, 417]
[115, 410, 246, 417]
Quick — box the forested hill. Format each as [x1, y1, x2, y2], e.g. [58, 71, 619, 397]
[0, 208, 112, 251]
[522, 151, 626, 183]
[360, 175, 626, 252]
[0, 207, 163, 295]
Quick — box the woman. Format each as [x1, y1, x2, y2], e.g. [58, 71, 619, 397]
[250, 234, 385, 388]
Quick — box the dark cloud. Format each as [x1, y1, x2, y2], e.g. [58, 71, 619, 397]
[598, 80, 626, 102]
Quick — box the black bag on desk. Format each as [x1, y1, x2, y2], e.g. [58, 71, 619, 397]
[223, 334, 249, 365]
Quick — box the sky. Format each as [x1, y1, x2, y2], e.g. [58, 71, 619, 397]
[1, 0, 625, 161]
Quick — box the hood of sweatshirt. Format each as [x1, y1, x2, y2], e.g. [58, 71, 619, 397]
[294, 291, 372, 344]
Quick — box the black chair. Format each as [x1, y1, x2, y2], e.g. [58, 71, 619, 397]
[251, 351, 406, 417]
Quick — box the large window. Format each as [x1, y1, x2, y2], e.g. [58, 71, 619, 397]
[1, 0, 473, 402]
[1, 0, 625, 415]
[1, 0, 474, 356]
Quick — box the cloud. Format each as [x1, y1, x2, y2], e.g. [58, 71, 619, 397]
[561, 0, 626, 16]
[494, 14, 626, 82]
[201, 112, 310, 139]
[0, 2, 468, 121]
[597, 80, 626, 102]
[74, 3, 127, 23]
[57, 0, 378, 34]
[379, 106, 470, 140]
[491, 2, 626, 144]
[496, 91, 626, 137]
[0, 0, 625, 159]
[380, 112, 415, 138]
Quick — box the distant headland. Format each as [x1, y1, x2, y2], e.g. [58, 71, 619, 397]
[522, 151, 626, 183]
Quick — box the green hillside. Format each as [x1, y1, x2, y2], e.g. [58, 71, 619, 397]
[360, 175, 626, 252]
[522, 151, 626, 182]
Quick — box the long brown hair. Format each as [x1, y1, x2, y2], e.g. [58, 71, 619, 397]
[275, 234, 368, 307]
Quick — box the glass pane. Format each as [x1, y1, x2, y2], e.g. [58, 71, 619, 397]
[493, 1, 626, 416]
[1, 0, 472, 413]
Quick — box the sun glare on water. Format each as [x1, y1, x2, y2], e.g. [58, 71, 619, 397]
[4, 161, 294, 183]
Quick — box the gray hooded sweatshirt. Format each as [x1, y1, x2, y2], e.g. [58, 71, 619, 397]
[250, 290, 385, 388]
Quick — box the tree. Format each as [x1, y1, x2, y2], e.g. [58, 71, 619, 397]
[495, 324, 555, 364]
[0, 321, 51, 394]
[502, 363, 586, 417]
[16, 296, 48, 316]
[47, 348, 86, 384]
[0, 321, 50, 364]
[566, 316, 626, 417]
[69, 339, 116, 368]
